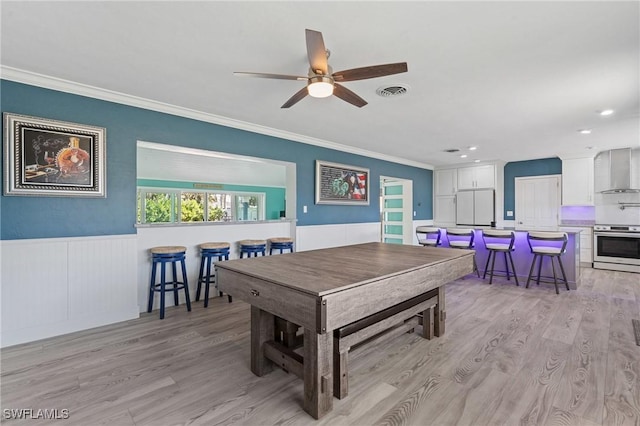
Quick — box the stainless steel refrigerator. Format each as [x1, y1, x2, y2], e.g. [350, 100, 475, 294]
[456, 189, 495, 226]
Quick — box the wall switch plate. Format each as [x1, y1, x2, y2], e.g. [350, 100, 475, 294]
[303, 205, 307, 213]
[413, 211, 416, 217]
[507, 210, 513, 217]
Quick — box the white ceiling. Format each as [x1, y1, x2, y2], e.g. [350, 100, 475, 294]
[1, 1, 638, 168]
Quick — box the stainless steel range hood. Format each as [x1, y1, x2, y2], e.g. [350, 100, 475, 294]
[595, 148, 640, 193]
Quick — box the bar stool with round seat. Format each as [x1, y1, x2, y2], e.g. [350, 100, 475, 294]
[268, 237, 294, 254]
[526, 231, 569, 294]
[481, 230, 519, 286]
[239, 239, 267, 258]
[147, 246, 191, 319]
[415, 226, 442, 247]
[445, 228, 480, 277]
[196, 242, 232, 307]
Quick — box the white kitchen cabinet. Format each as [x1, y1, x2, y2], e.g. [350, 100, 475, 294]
[458, 164, 495, 189]
[580, 227, 593, 264]
[434, 195, 456, 226]
[560, 226, 593, 264]
[435, 169, 457, 196]
[562, 157, 594, 205]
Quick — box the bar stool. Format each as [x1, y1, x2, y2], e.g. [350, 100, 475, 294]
[196, 242, 232, 307]
[526, 231, 569, 294]
[268, 237, 294, 254]
[415, 226, 441, 247]
[481, 230, 519, 286]
[147, 246, 191, 319]
[445, 228, 480, 277]
[239, 239, 267, 258]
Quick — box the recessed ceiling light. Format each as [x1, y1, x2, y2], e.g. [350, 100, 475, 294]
[460, 154, 467, 158]
[599, 109, 614, 116]
[474, 159, 480, 163]
[469, 146, 477, 151]
[579, 129, 592, 134]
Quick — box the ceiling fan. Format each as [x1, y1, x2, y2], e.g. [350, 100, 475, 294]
[234, 29, 408, 108]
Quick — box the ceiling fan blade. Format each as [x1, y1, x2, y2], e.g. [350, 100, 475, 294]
[234, 72, 307, 81]
[281, 86, 309, 108]
[332, 62, 408, 82]
[306, 29, 328, 75]
[333, 83, 367, 108]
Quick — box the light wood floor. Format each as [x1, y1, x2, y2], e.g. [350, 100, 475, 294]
[2, 268, 639, 425]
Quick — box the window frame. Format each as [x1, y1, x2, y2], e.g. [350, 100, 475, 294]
[137, 187, 266, 225]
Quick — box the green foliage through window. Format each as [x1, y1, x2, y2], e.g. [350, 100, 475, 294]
[145, 193, 173, 223]
[137, 188, 264, 224]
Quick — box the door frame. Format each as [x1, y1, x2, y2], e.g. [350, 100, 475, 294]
[514, 174, 561, 230]
[380, 176, 413, 244]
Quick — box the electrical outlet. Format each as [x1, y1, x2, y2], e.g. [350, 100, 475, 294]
[507, 210, 513, 217]
[303, 205, 308, 213]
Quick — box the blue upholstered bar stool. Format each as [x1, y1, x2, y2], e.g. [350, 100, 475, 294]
[147, 246, 191, 319]
[415, 226, 442, 247]
[526, 231, 569, 294]
[239, 239, 267, 258]
[196, 242, 232, 307]
[445, 228, 480, 277]
[481, 230, 519, 286]
[268, 237, 294, 254]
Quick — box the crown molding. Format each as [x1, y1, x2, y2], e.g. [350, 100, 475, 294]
[1, 66, 434, 170]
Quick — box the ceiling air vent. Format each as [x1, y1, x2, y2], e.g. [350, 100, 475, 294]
[376, 85, 408, 97]
[444, 148, 460, 153]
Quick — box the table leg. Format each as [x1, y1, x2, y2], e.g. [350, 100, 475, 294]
[303, 328, 333, 419]
[434, 285, 446, 337]
[251, 306, 274, 376]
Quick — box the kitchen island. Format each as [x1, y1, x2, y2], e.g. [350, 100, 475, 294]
[438, 228, 581, 289]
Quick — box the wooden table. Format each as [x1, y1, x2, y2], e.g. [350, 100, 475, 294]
[215, 242, 474, 419]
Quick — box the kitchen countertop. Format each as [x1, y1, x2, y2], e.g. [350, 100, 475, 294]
[468, 226, 582, 234]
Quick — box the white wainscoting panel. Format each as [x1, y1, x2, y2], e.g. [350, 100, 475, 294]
[295, 222, 381, 252]
[1, 235, 139, 348]
[295, 220, 434, 252]
[68, 237, 138, 317]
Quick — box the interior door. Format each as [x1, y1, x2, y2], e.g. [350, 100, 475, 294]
[381, 177, 413, 244]
[474, 189, 495, 225]
[515, 175, 561, 230]
[456, 191, 474, 225]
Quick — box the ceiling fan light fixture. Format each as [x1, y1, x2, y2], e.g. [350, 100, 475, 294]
[307, 76, 334, 98]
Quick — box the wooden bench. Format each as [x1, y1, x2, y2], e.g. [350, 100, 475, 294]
[265, 287, 441, 400]
[332, 288, 440, 399]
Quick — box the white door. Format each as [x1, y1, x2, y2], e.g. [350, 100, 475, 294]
[474, 165, 496, 189]
[381, 177, 413, 244]
[515, 175, 561, 230]
[456, 191, 475, 225]
[434, 195, 456, 225]
[474, 189, 495, 225]
[435, 169, 457, 196]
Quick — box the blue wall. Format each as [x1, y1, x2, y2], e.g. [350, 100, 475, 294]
[503, 157, 562, 220]
[1, 80, 433, 240]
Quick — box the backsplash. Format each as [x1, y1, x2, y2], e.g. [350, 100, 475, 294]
[595, 192, 640, 225]
[561, 205, 595, 225]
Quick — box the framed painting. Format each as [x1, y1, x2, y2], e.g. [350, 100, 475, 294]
[3, 113, 106, 197]
[315, 160, 369, 205]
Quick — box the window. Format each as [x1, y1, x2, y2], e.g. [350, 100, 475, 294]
[137, 188, 265, 224]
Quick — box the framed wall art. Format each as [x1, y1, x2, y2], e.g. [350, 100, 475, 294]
[315, 160, 369, 205]
[3, 113, 106, 197]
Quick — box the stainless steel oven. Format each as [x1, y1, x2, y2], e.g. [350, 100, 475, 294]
[593, 225, 640, 273]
